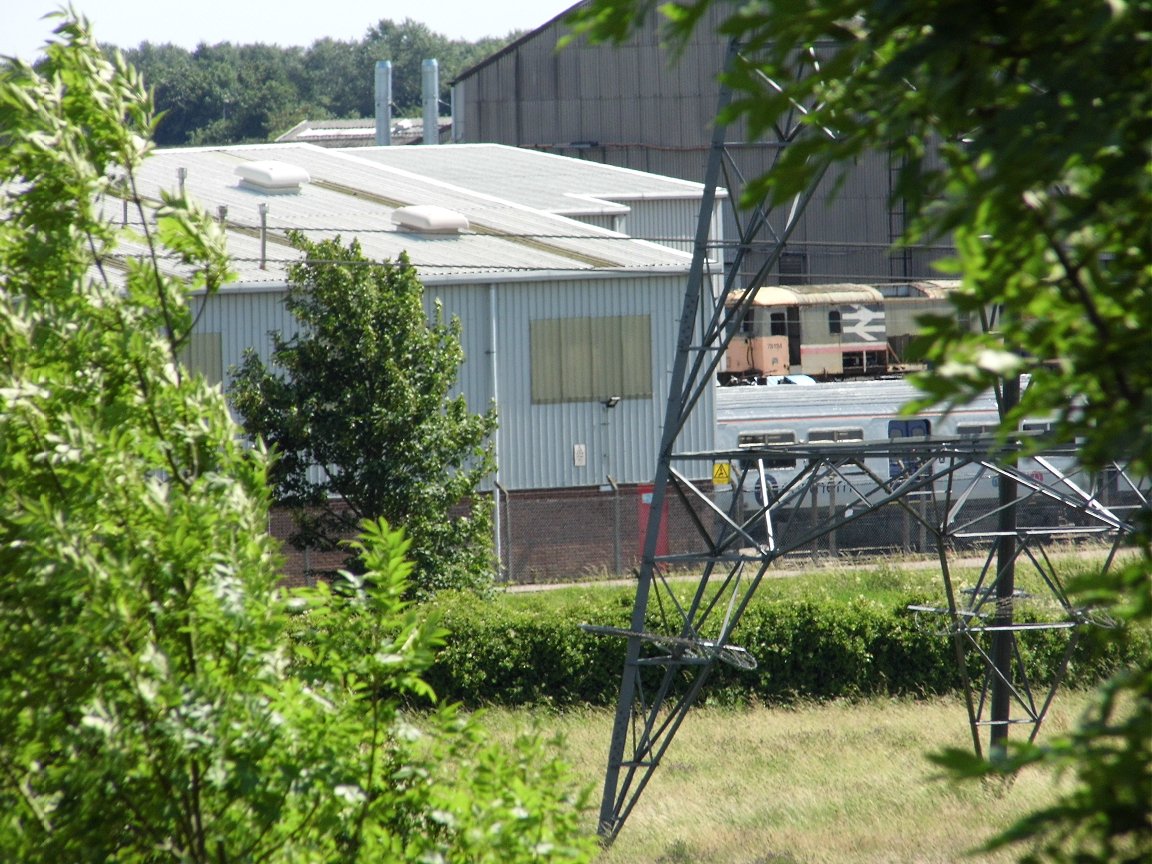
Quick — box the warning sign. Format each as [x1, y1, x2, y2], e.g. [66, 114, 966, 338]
[712, 462, 732, 486]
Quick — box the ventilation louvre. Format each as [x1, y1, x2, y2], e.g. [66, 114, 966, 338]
[392, 204, 469, 234]
[235, 161, 311, 193]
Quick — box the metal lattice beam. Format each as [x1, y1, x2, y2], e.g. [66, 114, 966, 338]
[591, 38, 1147, 842]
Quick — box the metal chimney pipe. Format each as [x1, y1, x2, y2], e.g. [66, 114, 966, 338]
[258, 203, 269, 270]
[374, 60, 392, 146]
[422, 58, 439, 145]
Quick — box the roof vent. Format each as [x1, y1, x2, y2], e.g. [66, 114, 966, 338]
[234, 160, 311, 193]
[392, 204, 469, 234]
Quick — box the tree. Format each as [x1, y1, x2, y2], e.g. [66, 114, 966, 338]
[231, 233, 498, 599]
[0, 12, 593, 862]
[571, 1, 1151, 860]
[362, 18, 510, 117]
[116, 19, 516, 145]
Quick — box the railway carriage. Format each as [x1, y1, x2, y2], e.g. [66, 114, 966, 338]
[722, 280, 970, 382]
[712, 377, 1089, 549]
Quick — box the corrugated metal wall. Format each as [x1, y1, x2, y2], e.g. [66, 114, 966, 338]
[192, 271, 713, 495]
[623, 197, 709, 257]
[452, 7, 954, 285]
[433, 273, 713, 492]
[191, 288, 300, 382]
[456, 6, 731, 149]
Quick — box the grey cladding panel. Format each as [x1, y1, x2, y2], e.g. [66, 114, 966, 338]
[555, 48, 584, 100]
[597, 51, 625, 99]
[524, 99, 560, 141]
[518, 51, 555, 101]
[580, 54, 602, 101]
[477, 57, 513, 100]
[613, 49, 641, 107]
[660, 95, 694, 147]
[639, 94, 665, 147]
[581, 98, 613, 141]
[598, 96, 624, 143]
[675, 44, 710, 100]
[559, 100, 583, 142]
[488, 101, 519, 144]
[635, 46, 665, 99]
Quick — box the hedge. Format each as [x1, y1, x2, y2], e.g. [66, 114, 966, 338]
[420, 590, 1149, 709]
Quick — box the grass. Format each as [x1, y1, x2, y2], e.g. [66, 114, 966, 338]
[476, 692, 1095, 864]
[501, 541, 1128, 611]
[476, 544, 1130, 860]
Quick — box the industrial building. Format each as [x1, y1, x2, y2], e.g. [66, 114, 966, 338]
[449, 1, 954, 286]
[123, 142, 724, 580]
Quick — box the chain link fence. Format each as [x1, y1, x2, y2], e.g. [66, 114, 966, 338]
[272, 469, 1136, 586]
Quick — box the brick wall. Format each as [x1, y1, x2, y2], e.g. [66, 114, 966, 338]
[270, 483, 717, 586]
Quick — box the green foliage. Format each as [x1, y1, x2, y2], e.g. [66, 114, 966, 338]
[571, 1, 1152, 859]
[0, 15, 594, 862]
[424, 591, 632, 706]
[115, 19, 511, 145]
[230, 233, 498, 599]
[286, 520, 597, 863]
[421, 589, 1148, 709]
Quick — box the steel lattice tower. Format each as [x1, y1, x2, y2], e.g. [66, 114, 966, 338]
[589, 39, 1147, 843]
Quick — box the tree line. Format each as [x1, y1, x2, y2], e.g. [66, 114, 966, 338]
[106, 18, 512, 146]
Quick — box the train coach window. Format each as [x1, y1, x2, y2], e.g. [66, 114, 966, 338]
[957, 423, 998, 437]
[808, 428, 863, 443]
[888, 418, 931, 439]
[738, 431, 796, 469]
[888, 418, 930, 478]
[1021, 420, 1067, 456]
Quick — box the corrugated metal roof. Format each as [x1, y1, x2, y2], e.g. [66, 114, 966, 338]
[341, 143, 721, 217]
[125, 142, 694, 287]
[277, 118, 450, 147]
[908, 280, 961, 299]
[741, 284, 885, 307]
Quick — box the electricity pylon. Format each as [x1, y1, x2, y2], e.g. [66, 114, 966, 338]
[589, 39, 1146, 843]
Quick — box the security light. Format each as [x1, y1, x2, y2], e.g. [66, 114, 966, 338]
[603, 396, 622, 409]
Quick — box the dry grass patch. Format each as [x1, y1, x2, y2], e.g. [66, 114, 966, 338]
[477, 693, 1090, 863]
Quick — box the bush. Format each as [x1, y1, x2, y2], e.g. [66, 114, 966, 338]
[422, 590, 1150, 709]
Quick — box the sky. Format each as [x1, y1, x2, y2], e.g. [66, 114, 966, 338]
[1, 1, 581, 61]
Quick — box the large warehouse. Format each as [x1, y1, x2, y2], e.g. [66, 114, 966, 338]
[449, 1, 954, 286]
[123, 142, 724, 580]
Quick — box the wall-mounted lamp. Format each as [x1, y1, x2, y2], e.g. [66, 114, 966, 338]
[602, 395, 622, 409]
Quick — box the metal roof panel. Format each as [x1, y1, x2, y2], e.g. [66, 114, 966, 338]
[125, 143, 695, 285]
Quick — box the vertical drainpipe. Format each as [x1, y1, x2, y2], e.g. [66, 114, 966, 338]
[450, 79, 460, 143]
[422, 59, 439, 145]
[375, 60, 392, 146]
[488, 282, 504, 577]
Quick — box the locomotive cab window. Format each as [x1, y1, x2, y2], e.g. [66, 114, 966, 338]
[828, 310, 842, 335]
[738, 431, 796, 469]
